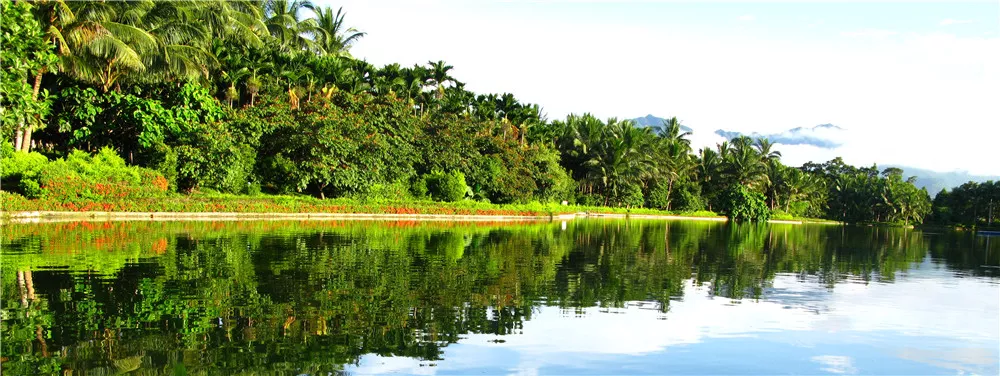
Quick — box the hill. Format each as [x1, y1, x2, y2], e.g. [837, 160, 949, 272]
[630, 114, 693, 133]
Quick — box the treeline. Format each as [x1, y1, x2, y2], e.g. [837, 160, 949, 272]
[0, 0, 938, 223]
[930, 181, 999, 228]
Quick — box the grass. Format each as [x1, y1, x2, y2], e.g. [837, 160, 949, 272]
[1, 191, 722, 218]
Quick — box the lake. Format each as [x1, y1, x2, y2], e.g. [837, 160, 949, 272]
[2, 219, 998, 375]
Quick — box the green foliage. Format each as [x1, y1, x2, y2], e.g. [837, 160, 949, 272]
[257, 93, 419, 198]
[722, 185, 771, 222]
[0, 0, 56, 141]
[0, 0, 942, 222]
[648, 181, 672, 210]
[423, 170, 470, 202]
[1, 148, 167, 202]
[1, 151, 49, 198]
[930, 180, 998, 227]
[530, 147, 576, 202]
[673, 183, 706, 212]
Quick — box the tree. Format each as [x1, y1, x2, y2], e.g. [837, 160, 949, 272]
[1, 0, 58, 152]
[263, 0, 321, 53]
[426, 60, 460, 98]
[309, 6, 365, 56]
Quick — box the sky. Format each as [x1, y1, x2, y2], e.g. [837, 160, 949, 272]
[344, 268, 999, 374]
[315, 0, 999, 175]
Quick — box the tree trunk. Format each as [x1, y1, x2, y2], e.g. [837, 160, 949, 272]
[20, 127, 33, 153]
[665, 178, 675, 211]
[14, 126, 24, 151]
[17, 72, 46, 152]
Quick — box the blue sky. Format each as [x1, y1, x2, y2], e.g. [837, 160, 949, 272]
[316, 0, 999, 175]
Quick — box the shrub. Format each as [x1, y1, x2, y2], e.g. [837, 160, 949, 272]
[530, 147, 576, 203]
[2, 147, 169, 202]
[423, 170, 470, 202]
[1, 151, 49, 197]
[771, 209, 794, 220]
[647, 181, 671, 210]
[355, 179, 412, 203]
[673, 186, 706, 212]
[721, 185, 771, 222]
[608, 182, 644, 208]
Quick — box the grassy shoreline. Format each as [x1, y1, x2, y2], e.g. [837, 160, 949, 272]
[1, 192, 725, 220]
[1, 193, 849, 225]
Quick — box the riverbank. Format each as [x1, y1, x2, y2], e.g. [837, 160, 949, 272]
[0, 193, 849, 225]
[0, 209, 845, 226]
[0, 193, 727, 222]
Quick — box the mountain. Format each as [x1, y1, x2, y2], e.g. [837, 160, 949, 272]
[631, 114, 693, 133]
[885, 165, 998, 196]
[715, 124, 844, 149]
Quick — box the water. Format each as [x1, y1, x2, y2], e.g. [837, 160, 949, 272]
[1, 219, 998, 375]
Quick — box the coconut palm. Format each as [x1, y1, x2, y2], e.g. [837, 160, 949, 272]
[725, 136, 769, 188]
[60, 1, 158, 92]
[196, 0, 267, 49]
[309, 5, 364, 56]
[263, 0, 320, 53]
[583, 119, 656, 206]
[655, 116, 691, 149]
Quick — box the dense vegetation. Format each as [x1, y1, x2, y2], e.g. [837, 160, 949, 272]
[4, 220, 995, 373]
[0, 0, 961, 224]
[930, 181, 999, 228]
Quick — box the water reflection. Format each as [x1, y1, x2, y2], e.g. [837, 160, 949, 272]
[1, 220, 997, 375]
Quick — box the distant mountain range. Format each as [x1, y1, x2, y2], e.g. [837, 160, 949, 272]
[630, 115, 693, 133]
[714, 124, 845, 149]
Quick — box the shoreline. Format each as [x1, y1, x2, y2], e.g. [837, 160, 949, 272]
[0, 210, 838, 225]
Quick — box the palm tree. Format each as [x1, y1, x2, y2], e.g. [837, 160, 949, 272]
[426, 60, 460, 98]
[655, 117, 691, 149]
[753, 137, 782, 207]
[263, 0, 320, 53]
[698, 147, 722, 211]
[221, 67, 250, 107]
[584, 119, 656, 206]
[754, 138, 781, 164]
[60, 1, 158, 92]
[726, 136, 769, 188]
[196, 0, 267, 49]
[309, 5, 364, 56]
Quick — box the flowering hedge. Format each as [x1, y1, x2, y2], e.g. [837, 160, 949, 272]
[2, 148, 170, 202]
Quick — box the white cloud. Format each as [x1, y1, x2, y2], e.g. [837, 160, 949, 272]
[840, 29, 899, 38]
[738, 14, 756, 21]
[345, 271, 1000, 375]
[940, 18, 974, 26]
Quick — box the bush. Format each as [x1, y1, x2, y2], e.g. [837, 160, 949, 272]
[673, 186, 705, 212]
[423, 170, 470, 202]
[608, 182, 644, 208]
[1, 151, 49, 197]
[721, 185, 771, 221]
[530, 147, 576, 203]
[355, 179, 412, 203]
[647, 181, 671, 210]
[771, 209, 794, 220]
[2, 147, 169, 202]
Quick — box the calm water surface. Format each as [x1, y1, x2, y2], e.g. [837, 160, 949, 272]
[2, 219, 998, 375]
